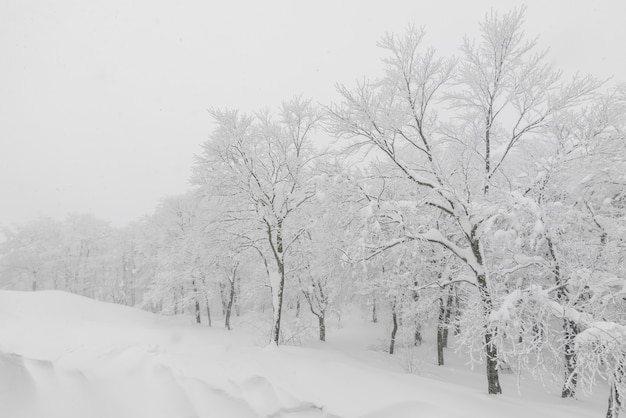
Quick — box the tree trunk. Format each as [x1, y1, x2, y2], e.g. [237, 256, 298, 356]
[472, 235, 502, 395]
[548, 236, 578, 398]
[318, 314, 326, 342]
[193, 281, 201, 324]
[562, 319, 579, 398]
[372, 297, 378, 323]
[437, 298, 445, 366]
[204, 293, 212, 327]
[235, 276, 241, 317]
[219, 282, 227, 316]
[389, 300, 398, 355]
[454, 292, 461, 336]
[296, 297, 301, 319]
[484, 329, 502, 394]
[606, 382, 621, 418]
[442, 290, 454, 348]
[225, 276, 235, 331]
[270, 222, 285, 345]
[271, 267, 285, 344]
[414, 322, 422, 346]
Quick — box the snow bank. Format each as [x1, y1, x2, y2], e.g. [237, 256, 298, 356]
[0, 290, 605, 418]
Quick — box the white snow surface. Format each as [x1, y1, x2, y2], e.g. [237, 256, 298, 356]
[0, 290, 604, 418]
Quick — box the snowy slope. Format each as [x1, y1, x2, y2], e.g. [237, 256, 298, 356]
[0, 291, 604, 418]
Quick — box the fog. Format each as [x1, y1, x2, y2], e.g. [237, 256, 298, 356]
[1, 0, 624, 227]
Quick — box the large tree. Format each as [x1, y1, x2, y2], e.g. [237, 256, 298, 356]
[327, 9, 599, 394]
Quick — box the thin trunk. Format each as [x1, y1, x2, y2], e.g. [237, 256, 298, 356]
[219, 283, 227, 316]
[442, 289, 454, 348]
[225, 276, 235, 331]
[269, 221, 285, 345]
[411, 281, 421, 346]
[193, 281, 201, 324]
[484, 114, 491, 194]
[204, 293, 212, 327]
[454, 293, 461, 336]
[295, 297, 301, 319]
[389, 300, 398, 355]
[235, 277, 241, 317]
[372, 298, 378, 323]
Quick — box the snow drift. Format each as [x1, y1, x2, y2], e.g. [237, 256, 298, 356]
[0, 290, 602, 417]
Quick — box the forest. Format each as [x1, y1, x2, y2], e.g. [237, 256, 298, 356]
[1, 9, 625, 418]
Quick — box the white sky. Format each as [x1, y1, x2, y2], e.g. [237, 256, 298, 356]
[1, 0, 624, 228]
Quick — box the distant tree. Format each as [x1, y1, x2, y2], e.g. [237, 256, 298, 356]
[0, 217, 62, 291]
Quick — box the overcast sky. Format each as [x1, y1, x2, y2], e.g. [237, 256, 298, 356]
[1, 0, 624, 228]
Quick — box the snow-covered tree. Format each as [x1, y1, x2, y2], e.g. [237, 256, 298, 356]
[327, 9, 599, 394]
[193, 96, 323, 344]
[0, 217, 62, 291]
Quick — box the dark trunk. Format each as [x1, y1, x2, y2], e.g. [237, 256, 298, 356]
[442, 290, 454, 348]
[437, 298, 446, 366]
[318, 314, 326, 342]
[562, 319, 579, 398]
[389, 300, 398, 355]
[485, 330, 502, 394]
[195, 299, 201, 324]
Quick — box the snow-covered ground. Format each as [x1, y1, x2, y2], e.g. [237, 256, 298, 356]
[0, 290, 606, 417]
